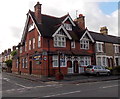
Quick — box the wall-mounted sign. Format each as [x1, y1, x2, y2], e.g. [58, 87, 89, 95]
[42, 51, 47, 56]
[33, 54, 42, 60]
[43, 57, 47, 61]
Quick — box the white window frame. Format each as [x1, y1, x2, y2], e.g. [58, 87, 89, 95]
[33, 38, 35, 49]
[64, 23, 72, 31]
[29, 40, 31, 50]
[54, 34, 66, 47]
[71, 41, 75, 48]
[53, 55, 58, 67]
[52, 55, 66, 67]
[22, 58, 25, 68]
[96, 55, 107, 66]
[25, 42, 27, 52]
[80, 38, 89, 50]
[20, 47, 22, 53]
[96, 42, 104, 52]
[114, 44, 119, 53]
[16, 59, 19, 68]
[38, 35, 41, 48]
[79, 56, 91, 66]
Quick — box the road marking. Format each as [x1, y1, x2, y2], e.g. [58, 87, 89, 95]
[3, 84, 62, 93]
[43, 90, 81, 97]
[101, 85, 118, 89]
[14, 83, 27, 88]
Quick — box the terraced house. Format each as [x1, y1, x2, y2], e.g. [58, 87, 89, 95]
[90, 27, 120, 68]
[12, 2, 120, 76]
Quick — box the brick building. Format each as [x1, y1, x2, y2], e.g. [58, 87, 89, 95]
[12, 2, 120, 76]
[12, 2, 95, 76]
[89, 27, 120, 68]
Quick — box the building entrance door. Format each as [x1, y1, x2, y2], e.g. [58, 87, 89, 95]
[29, 61, 32, 75]
[73, 61, 78, 73]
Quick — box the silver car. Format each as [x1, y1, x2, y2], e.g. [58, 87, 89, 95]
[85, 65, 111, 76]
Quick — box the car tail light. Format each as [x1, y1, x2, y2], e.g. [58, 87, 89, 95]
[92, 69, 94, 72]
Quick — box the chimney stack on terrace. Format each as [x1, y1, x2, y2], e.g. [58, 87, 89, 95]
[100, 26, 108, 35]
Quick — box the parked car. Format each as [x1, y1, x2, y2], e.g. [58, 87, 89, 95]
[85, 65, 111, 76]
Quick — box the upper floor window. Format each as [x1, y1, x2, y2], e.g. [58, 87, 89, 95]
[71, 41, 75, 48]
[29, 40, 32, 50]
[64, 23, 72, 31]
[28, 23, 34, 32]
[80, 39, 89, 50]
[38, 35, 41, 48]
[96, 42, 103, 52]
[20, 46, 22, 53]
[54, 36, 66, 47]
[25, 42, 27, 52]
[114, 44, 119, 53]
[33, 38, 35, 49]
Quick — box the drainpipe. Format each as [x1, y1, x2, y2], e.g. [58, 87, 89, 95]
[47, 39, 50, 77]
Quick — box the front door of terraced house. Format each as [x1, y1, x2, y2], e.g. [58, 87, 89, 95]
[29, 61, 32, 75]
[73, 61, 78, 73]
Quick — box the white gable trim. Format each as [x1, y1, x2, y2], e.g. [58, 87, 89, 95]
[21, 15, 30, 43]
[21, 12, 42, 43]
[52, 25, 72, 40]
[62, 15, 76, 26]
[29, 13, 41, 36]
[80, 30, 94, 43]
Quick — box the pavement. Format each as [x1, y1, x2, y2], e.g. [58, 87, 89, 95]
[3, 72, 120, 84]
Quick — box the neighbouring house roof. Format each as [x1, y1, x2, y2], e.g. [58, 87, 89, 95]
[89, 31, 120, 44]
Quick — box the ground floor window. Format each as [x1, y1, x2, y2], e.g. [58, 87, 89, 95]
[79, 56, 91, 66]
[22, 58, 28, 68]
[115, 57, 120, 66]
[97, 56, 106, 66]
[16, 59, 18, 68]
[52, 55, 66, 67]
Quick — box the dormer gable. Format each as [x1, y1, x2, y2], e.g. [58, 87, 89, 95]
[52, 25, 72, 40]
[80, 29, 94, 43]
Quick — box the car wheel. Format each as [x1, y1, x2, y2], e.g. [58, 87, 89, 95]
[96, 72, 99, 76]
[107, 72, 110, 76]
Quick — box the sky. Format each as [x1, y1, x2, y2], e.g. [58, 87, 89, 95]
[0, 0, 119, 53]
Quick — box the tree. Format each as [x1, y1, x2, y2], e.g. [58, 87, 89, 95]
[11, 50, 17, 56]
[5, 60, 12, 67]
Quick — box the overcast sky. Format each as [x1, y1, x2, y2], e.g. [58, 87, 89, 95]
[0, 0, 119, 53]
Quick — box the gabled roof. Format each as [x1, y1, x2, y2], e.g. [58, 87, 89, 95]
[89, 31, 120, 44]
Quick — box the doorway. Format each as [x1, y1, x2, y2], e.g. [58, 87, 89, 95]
[73, 61, 79, 73]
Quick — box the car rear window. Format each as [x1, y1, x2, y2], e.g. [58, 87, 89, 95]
[87, 66, 93, 68]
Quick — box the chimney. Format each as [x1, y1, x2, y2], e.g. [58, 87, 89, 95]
[8, 49, 11, 53]
[100, 26, 108, 35]
[12, 46, 16, 51]
[4, 50, 7, 54]
[74, 14, 85, 30]
[34, 2, 42, 24]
